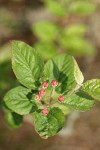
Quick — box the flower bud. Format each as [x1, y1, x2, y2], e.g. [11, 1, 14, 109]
[42, 81, 48, 88]
[42, 108, 48, 115]
[39, 89, 45, 95]
[35, 94, 41, 100]
[58, 95, 64, 102]
[51, 80, 58, 87]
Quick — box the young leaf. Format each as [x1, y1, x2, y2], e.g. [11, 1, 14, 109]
[60, 35, 95, 56]
[52, 103, 71, 115]
[62, 91, 95, 111]
[65, 24, 87, 37]
[5, 111, 23, 128]
[34, 41, 58, 60]
[44, 53, 83, 93]
[69, 1, 96, 14]
[81, 79, 100, 100]
[33, 107, 65, 138]
[73, 57, 84, 85]
[12, 40, 44, 89]
[45, 0, 66, 16]
[32, 21, 58, 42]
[4, 86, 37, 115]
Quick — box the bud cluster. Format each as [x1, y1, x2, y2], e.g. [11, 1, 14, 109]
[35, 79, 64, 115]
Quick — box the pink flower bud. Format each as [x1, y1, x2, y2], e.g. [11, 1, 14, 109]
[39, 89, 45, 95]
[51, 80, 58, 87]
[42, 81, 48, 88]
[42, 108, 48, 115]
[58, 95, 64, 102]
[35, 94, 41, 100]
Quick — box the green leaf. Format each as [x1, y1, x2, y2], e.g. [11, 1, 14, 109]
[81, 79, 100, 100]
[69, 1, 96, 14]
[64, 24, 87, 37]
[45, 0, 66, 16]
[60, 36, 95, 56]
[34, 42, 58, 60]
[12, 40, 44, 89]
[62, 91, 95, 111]
[34, 107, 65, 138]
[73, 58, 84, 85]
[5, 111, 23, 128]
[4, 86, 37, 115]
[52, 103, 71, 115]
[32, 21, 58, 42]
[44, 53, 83, 93]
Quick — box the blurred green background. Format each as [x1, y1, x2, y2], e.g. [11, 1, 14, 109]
[0, 0, 100, 150]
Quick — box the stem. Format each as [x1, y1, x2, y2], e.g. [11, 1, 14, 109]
[47, 87, 55, 107]
[62, 84, 82, 96]
[50, 87, 55, 98]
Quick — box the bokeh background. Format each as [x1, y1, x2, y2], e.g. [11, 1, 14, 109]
[0, 0, 100, 150]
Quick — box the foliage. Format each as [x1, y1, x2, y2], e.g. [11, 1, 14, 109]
[5, 110, 23, 128]
[4, 41, 100, 138]
[34, 42, 58, 60]
[68, 1, 96, 14]
[33, 22, 95, 59]
[45, 0, 96, 16]
[32, 0, 96, 60]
